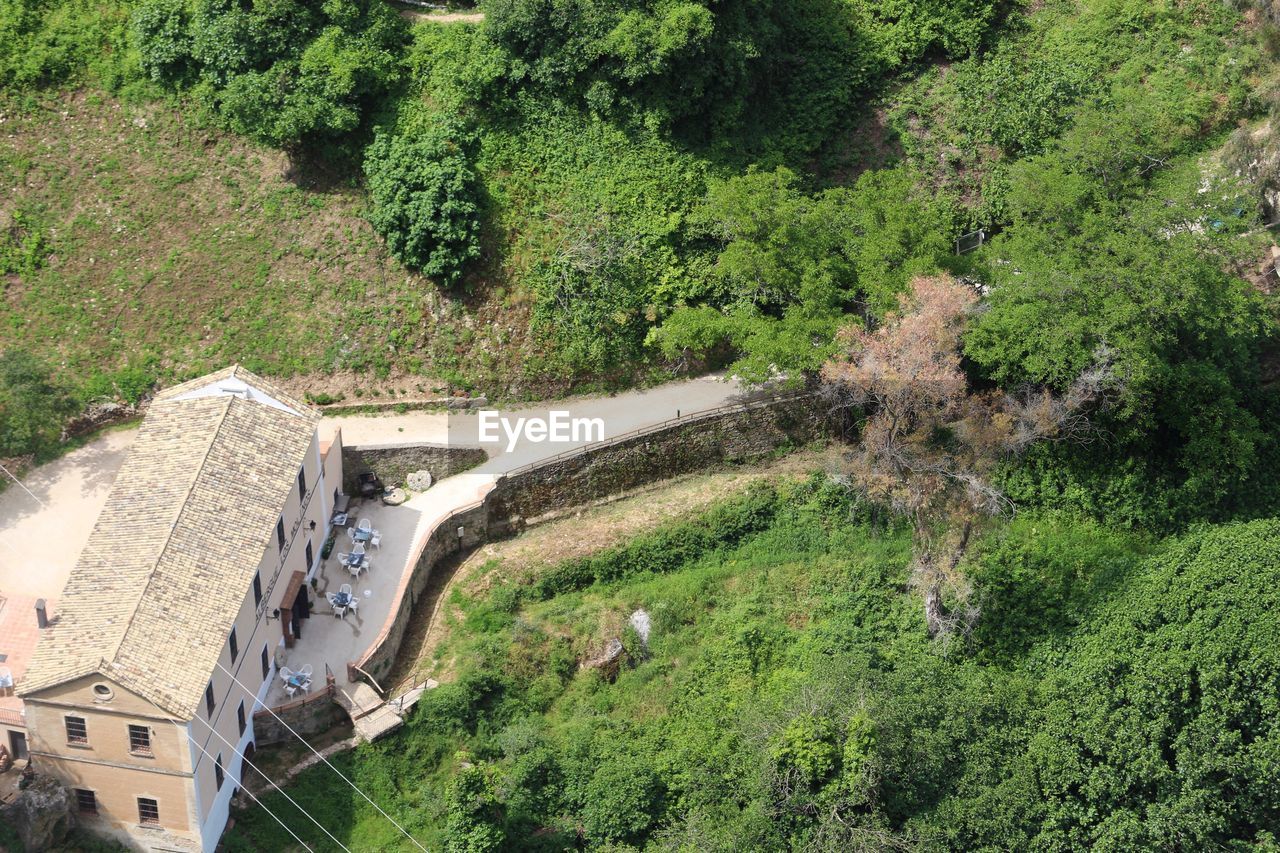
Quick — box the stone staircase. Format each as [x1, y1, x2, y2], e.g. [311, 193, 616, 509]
[334, 678, 437, 743]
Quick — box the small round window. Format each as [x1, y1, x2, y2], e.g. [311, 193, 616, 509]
[91, 683, 114, 701]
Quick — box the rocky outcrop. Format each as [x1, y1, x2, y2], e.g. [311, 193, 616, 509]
[0, 774, 74, 852]
[582, 638, 629, 682]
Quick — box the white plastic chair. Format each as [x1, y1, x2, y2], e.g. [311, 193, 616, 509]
[279, 666, 295, 684]
[327, 592, 345, 617]
[353, 542, 366, 556]
[370, 531, 381, 550]
[298, 664, 313, 679]
[340, 584, 353, 596]
[357, 517, 372, 533]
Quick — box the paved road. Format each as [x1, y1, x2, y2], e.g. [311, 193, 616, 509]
[328, 373, 741, 470]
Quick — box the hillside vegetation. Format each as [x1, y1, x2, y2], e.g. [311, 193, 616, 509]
[223, 478, 1280, 850]
[6, 0, 1280, 844]
[4, 0, 1280, 530]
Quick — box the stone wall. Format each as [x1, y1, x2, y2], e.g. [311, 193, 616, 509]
[342, 443, 487, 495]
[486, 400, 824, 530]
[253, 686, 346, 746]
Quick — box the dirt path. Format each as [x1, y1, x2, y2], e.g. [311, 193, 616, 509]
[384, 449, 832, 692]
[396, 5, 485, 23]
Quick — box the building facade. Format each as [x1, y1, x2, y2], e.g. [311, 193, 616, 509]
[19, 367, 343, 852]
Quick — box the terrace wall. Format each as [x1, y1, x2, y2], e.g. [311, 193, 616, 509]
[341, 443, 487, 495]
[253, 684, 345, 746]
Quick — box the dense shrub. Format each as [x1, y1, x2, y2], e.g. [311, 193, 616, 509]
[131, 0, 408, 151]
[0, 349, 78, 458]
[364, 118, 482, 284]
[0, 0, 137, 90]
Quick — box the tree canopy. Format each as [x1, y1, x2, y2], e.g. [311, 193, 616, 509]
[133, 0, 408, 151]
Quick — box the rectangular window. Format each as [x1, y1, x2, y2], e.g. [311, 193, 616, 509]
[64, 716, 87, 745]
[237, 701, 247, 737]
[205, 682, 216, 717]
[75, 789, 97, 815]
[128, 724, 152, 756]
[305, 541, 314, 571]
[253, 572, 262, 607]
[228, 627, 238, 663]
[276, 518, 286, 553]
[214, 754, 224, 789]
[298, 466, 307, 497]
[261, 645, 270, 680]
[137, 797, 160, 826]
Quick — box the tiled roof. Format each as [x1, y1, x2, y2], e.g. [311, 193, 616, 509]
[20, 368, 318, 718]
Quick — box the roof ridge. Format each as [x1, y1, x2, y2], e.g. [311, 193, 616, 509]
[102, 395, 237, 688]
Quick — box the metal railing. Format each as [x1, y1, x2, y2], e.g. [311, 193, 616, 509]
[499, 390, 813, 479]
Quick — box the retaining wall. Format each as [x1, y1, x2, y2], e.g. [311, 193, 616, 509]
[342, 443, 487, 495]
[253, 686, 346, 746]
[486, 401, 823, 530]
[354, 502, 490, 683]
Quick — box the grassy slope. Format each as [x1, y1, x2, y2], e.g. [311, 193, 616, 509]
[1, 89, 535, 399]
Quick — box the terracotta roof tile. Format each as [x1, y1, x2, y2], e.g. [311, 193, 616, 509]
[20, 370, 318, 717]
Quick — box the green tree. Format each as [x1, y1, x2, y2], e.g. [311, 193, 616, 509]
[653, 165, 950, 382]
[133, 0, 407, 152]
[363, 118, 482, 284]
[0, 350, 79, 458]
[578, 753, 663, 844]
[444, 763, 507, 853]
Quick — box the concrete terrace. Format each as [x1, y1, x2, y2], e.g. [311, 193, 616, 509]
[262, 495, 424, 705]
[0, 430, 134, 712]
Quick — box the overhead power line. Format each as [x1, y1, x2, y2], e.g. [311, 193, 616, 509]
[214, 661, 428, 852]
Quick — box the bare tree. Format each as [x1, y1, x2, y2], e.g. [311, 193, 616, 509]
[820, 275, 1111, 637]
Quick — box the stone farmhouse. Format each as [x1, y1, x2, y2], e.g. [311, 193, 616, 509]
[17, 367, 344, 852]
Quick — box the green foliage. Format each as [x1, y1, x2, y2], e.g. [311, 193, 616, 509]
[965, 140, 1277, 524]
[364, 115, 482, 284]
[0, 207, 50, 276]
[1023, 519, 1280, 848]
[0, 349, 79, 458]
[653, 165, 954, 381]
[224, 480, 1280, 850]
[530, 482, 782, 598]
[0, 0, 138, 91]
[0, 0, 140, 91]
[444, 764, 506, 852]
[578, 754, 662, 843]
[132, 0, 408, 150]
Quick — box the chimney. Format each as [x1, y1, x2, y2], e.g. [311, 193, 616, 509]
[35, 599, 48, 629]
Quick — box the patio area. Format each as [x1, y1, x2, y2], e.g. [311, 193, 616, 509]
[263, 495, 422, 707]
